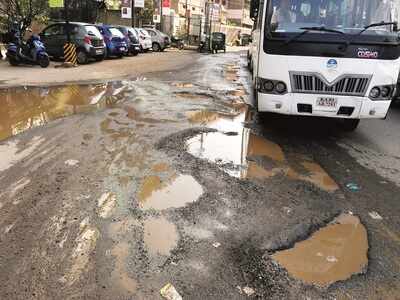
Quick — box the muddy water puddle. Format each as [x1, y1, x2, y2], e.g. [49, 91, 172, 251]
[186, 117, 338, 192]
[138, 174, 203, 210]
[143, 216, 179, 256]
[272, 214, 368, 287]
[0, 82, 128, 141]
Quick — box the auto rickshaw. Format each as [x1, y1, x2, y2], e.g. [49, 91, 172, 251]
[210, 32, 226, 54]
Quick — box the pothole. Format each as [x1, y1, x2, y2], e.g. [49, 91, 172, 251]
[272, 213, 368, 287]
[138, 174, 203, 210]
[143, 216, 179, 256]
[0, 82, 128, 142]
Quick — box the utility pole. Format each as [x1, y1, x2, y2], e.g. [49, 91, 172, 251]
[160, 0, 163, 32]
[185, 0, 189, 42]
[131, 0, 135, 27]
[65, 0, 70, 42]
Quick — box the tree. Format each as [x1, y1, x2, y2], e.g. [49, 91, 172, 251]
[0, 0, 49, 34]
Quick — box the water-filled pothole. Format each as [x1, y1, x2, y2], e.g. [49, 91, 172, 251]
[272, 213, 368, 287]
[0, 82, 128, 141]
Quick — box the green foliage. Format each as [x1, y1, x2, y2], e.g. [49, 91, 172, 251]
[0, 0, 49, 33]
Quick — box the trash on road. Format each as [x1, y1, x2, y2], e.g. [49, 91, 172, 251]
[346, 183, 360, 191]
[212, 242, 221, 248]
[369, 211, 383, 220]
[160, 283, 183, 300]
[65, 159, 79, 167]
[237, 286, 255, 296]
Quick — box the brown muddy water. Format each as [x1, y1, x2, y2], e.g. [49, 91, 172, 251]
[272, 213, 368, 287]
[0, 82, 128, 141]
[138, 174, 203, 210]
[143, 216, 179, 256]
[185, 108, 338, 192]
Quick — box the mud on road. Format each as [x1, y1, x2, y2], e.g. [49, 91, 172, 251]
[0, 51, 399, 299]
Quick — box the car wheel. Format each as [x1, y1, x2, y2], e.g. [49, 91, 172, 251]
[178, 43, 184, 50]
[152, 43, 161, 52]
[132, 51, 139, 56]
[76, 50, 88, 64]
[340, 119, 360, 132]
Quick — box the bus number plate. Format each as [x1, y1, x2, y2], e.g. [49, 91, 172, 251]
[317, 97, 337, 108]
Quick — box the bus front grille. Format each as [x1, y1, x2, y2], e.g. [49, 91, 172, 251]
[290, 72, 371, 96]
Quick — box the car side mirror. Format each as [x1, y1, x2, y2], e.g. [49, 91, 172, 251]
[250, 0, 259, 20]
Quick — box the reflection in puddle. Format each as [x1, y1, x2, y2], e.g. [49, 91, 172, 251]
[186, 127, 338, 192]
[143, 216, 178, 256]
[139, 174, 203, 210]
[272, 214, 368, 287]
[0, 82, 127, 142]
[289, 162, 339, 193]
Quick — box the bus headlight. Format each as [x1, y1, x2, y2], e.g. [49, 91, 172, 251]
[258, 78, 288, 94]
[275, 82, 287, 94]
[369, 85, 395, 100]
[369, 87, 380, 99]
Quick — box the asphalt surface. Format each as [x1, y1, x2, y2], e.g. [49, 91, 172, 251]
[0, 50, 399, 300]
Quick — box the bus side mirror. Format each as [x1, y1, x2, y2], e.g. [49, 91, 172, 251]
[250, 0, 259, 20]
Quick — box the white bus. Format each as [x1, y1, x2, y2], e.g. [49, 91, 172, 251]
[248, 0, 400, 130]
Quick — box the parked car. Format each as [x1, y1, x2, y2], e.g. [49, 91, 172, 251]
[116, 25, 140, 56]
[145, 28, 170, 52]
[40, 22, 105, 64]
[134, 28, 152, 52]
[211, 32, 226, 53]
[96, 24, 128, 58]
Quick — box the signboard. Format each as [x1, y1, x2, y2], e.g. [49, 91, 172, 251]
[49, 0, 64, 8]
[162, 0, 170, 8]
[121, 7, 132, 18]
[153, 15, 161, 23]
[135, 0, 145, 8]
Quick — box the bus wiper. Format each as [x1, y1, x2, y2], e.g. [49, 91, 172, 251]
[285, 26, 345, 45]
[355, 21, 398, 36]
[284, 26, 345, 45]
[344, 22, 398, 49]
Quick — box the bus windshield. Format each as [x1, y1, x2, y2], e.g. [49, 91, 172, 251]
[268, 0, 400, 35]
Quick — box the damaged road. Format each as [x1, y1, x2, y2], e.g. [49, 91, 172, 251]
[0, 51, 399, 299]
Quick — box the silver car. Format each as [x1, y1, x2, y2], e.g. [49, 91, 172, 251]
[145, 28, 170, 52]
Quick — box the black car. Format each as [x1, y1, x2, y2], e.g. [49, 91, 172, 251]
[40, 22, 106, 64]
[211, 32, 226, 53]
[116, 26, 141, 56]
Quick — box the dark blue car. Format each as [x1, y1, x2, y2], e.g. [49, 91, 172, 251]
[96, 25, 128, 58]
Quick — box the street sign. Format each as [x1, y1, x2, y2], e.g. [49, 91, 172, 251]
[49, 0, 64, 8]
[135, 0, 145, 8]
[153, 15, 161, 23]
[121, 7, 132, 18]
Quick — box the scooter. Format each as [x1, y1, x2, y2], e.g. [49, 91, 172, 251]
[7, 27, 50, 68]
[170, 36, 184, 50]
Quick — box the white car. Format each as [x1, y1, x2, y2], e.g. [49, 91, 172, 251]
[134, 28, 152, 52]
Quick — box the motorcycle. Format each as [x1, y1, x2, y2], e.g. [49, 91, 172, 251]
[170, 36, 184, 50]
[7, 27, 50, 68]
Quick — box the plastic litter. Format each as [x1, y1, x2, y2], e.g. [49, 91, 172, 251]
[242, 286, 255, 296]
[346, 183, 360, 191]
[369, 211, 383, 220]
[212, 242, 221, 248]
[160, 283, 183, 300]
[65, 159, 79, 167]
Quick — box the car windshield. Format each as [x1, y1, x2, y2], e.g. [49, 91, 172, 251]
[140, 29, 150, 37]
[109, 27, 124, 37]
[128, 28, 138, 38]
[85, 26, 102, 38]
[269, 0, 400, 35]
